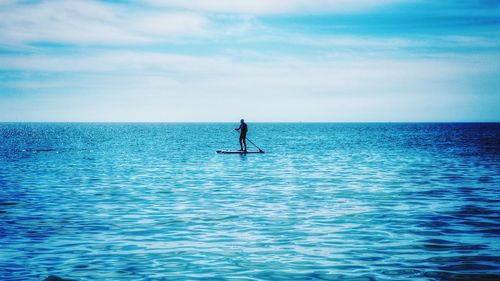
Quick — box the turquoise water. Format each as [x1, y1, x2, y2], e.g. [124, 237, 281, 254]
[1, 123, 499, 280]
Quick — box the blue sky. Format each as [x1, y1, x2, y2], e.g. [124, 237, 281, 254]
[0, 0, 499, 122]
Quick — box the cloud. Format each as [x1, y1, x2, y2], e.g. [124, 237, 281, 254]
[143, 0, 407, 15]
[1, 0, 498, 121]
[0, 0, 209, 46]
[2, 50, 495, 121]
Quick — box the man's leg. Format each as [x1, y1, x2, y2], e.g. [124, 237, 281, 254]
[239, 135, 244, 150]
[242, 133, 247, 151]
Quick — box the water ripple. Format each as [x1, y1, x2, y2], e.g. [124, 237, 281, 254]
[0, 123, 499, 280]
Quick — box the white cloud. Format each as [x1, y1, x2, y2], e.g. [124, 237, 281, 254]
[132, 13, 208, 37]
[143, 0, 406, 14]
[0, 1, 209, 45]
[0, 50, 487, 79]
[2, 50, 495, 121]
[0, 1, 497, 122]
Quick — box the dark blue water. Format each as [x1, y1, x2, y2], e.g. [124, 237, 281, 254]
[1, 123, 499, 281]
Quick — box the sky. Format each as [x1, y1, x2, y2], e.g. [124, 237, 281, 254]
[0, 0, 499, 122]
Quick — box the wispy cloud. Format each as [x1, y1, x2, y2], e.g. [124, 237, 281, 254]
[0, 0, 499, 121]
[142, 0, 407, 14]
[0, 1, 209, 46]
[1, 49, 496, 121]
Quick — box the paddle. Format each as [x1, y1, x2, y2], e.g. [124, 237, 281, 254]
[246, 137, 265, 153]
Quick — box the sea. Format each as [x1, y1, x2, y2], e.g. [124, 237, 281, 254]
[0, 123, 499, 281]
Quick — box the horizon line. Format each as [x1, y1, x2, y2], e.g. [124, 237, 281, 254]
[1, 121, 499, 124]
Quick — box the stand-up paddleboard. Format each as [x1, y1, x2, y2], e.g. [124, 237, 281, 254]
[216, 150, 265, 154]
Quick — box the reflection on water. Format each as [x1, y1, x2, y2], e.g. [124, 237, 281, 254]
[0, 123, 499, 280]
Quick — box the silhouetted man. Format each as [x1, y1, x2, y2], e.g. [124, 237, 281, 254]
[235, 119, 248, 151]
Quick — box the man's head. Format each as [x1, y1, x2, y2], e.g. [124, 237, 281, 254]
[240, 119, 244, 123]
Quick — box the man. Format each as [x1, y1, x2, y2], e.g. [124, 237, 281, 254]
[235, 119, 248, 151]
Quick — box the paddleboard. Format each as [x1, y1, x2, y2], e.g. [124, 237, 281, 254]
[216, 150, 264, 154]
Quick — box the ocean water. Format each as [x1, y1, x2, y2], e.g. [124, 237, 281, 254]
[0, 123, 499, 281]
